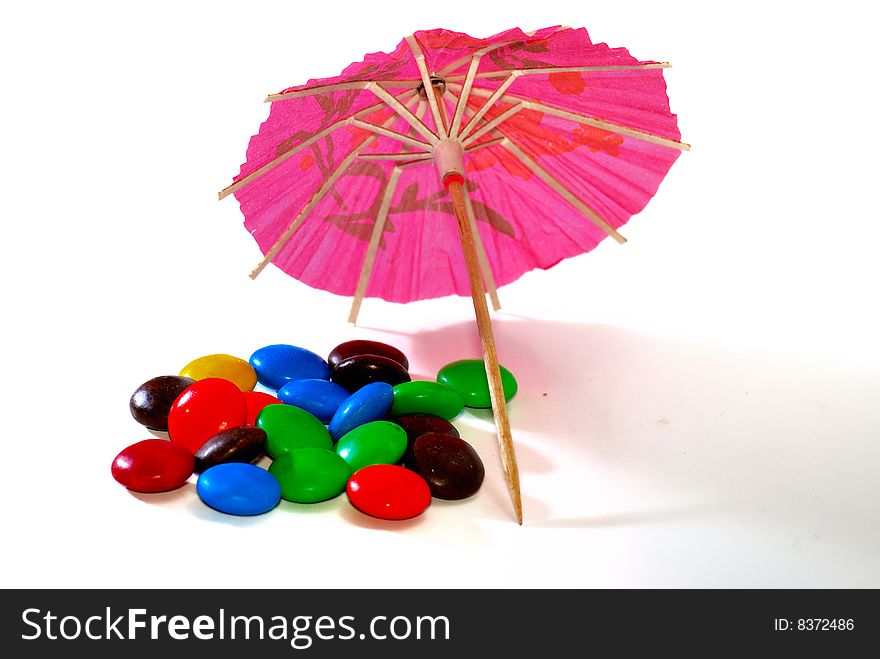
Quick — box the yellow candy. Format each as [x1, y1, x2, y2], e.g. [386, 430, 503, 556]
[179, 354, 257, 392]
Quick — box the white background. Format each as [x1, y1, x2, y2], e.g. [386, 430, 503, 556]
[2, 0, 878, 588]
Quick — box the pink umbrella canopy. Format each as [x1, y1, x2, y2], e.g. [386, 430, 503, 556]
[221, 25, 687, 523]
[222, 25, 686, 308]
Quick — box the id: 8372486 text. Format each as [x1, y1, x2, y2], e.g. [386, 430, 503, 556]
[773, 618, 854, 631]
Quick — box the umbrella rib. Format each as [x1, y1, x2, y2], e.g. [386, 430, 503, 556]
[405, 34, 444, 137]
[445, 63, 671, 81]
[265, 79, 421, 102]
[350, 119, 432, 150]
[462, 104, 523, 148]
[518, 98, 691, 151]
[348, 166, 403, 324]
[464, 136, 505, 153]
[360, 100, 435, 167]
[397, 155, 433, 169]
[249, 151, 358, 279]
[449, 54, 483, 138]
[499, 132, 627, 244]
[457, 75, 517, 141]
[367, 82, 438, 144]
[449, 82, 690, 151]
[447, 86, 503, 155]
[462, 186, 501, 311]
[357, 152, 432, 161]
[248, 102, 417, 279]
[219, 124, 336, 200]
[218, 89, 418, 200]
[437, 40, 536, 77]
[408, 96, 429, 149]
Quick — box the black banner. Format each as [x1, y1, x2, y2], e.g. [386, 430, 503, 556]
[1, 589, 875, 656]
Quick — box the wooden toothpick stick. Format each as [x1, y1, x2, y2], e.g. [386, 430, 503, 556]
[449, 177, 523, 524]
[432, 85, 522, 523]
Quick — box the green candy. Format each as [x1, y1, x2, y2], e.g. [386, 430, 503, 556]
[335, 421, 407, 472]
[268, 448, 352, 503]
[256, 404, 332, 458]
[390, 381, 464, 420]
[436, 359, 518, 409]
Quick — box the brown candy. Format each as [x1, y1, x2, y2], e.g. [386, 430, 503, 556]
[331, 354, 411, 392]
[193, 426, 267, 473]
[394, 414, 460, 466]
[328, 340, 409, 370]
[129, 375, 195, 431]
[409, 433, 484, 500]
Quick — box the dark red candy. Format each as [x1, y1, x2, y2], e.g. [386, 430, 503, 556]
[167, 378, 247, 454]
[111, 439, 195, 493]
[242, 391, 279, 426]
[193, 426, 267, 473]
[331, 354, 411, 392]
[394, 414, 460, 466]
[328, 340, 409, 371]
[129, 375, 195, 431]
[346, 464, 431, 520]
[409, 433, 485, 500]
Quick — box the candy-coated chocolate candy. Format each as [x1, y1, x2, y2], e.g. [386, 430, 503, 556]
[111, 439, 195, 493]
[346, 464, 431, 520]
[193, 426, 267, 473]
[167, 378, 247, 454]
[277, 378, 350, 423]
[328, 340, 409, 370]
[269, 448, 352, 503]
[242, 391, 279, 426]
[328, 382, 393, 441]
[249, 344, 330, 390]
[256, 404, 332, 458]
[179, 353, 257, 392]
[394, 413, 460, 440]
[409, 433, 485, 500]
[394, 414, 460, 466]
[336, 421, 407, 472]
[390, 381, 464, 420]
[437, 359, 517, 408]
[196, 463, 281, 516]
[129, 375, 195, 431]
[331, 354, 411, 392]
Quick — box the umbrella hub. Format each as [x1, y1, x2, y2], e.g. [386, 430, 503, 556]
[433, 137, 465, 186]
[417, 76, 446, 99]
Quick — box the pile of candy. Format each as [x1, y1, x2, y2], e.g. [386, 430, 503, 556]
[112, 340, 517, 521]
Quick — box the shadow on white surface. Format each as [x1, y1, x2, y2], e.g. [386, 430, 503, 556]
[129, 485, 194, 506]
[267, 498, 347, 518]
[360, 316, 880, 560]
[338, 505, 430, 532]
[186, 497, 279, 527]
[526, 505, 714, 529]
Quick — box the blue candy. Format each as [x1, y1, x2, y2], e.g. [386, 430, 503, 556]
[328, 382, 393, 441]
[196, 463, 281, 516]
[277, 378, 351, 424]
[249, 344, 330, 390]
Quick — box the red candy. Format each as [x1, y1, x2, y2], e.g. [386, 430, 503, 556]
[111, 439, 195, 493]
[346, 464, 431, 520]
[242, 391, 279, 426]
[168, 378, 247, 454]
